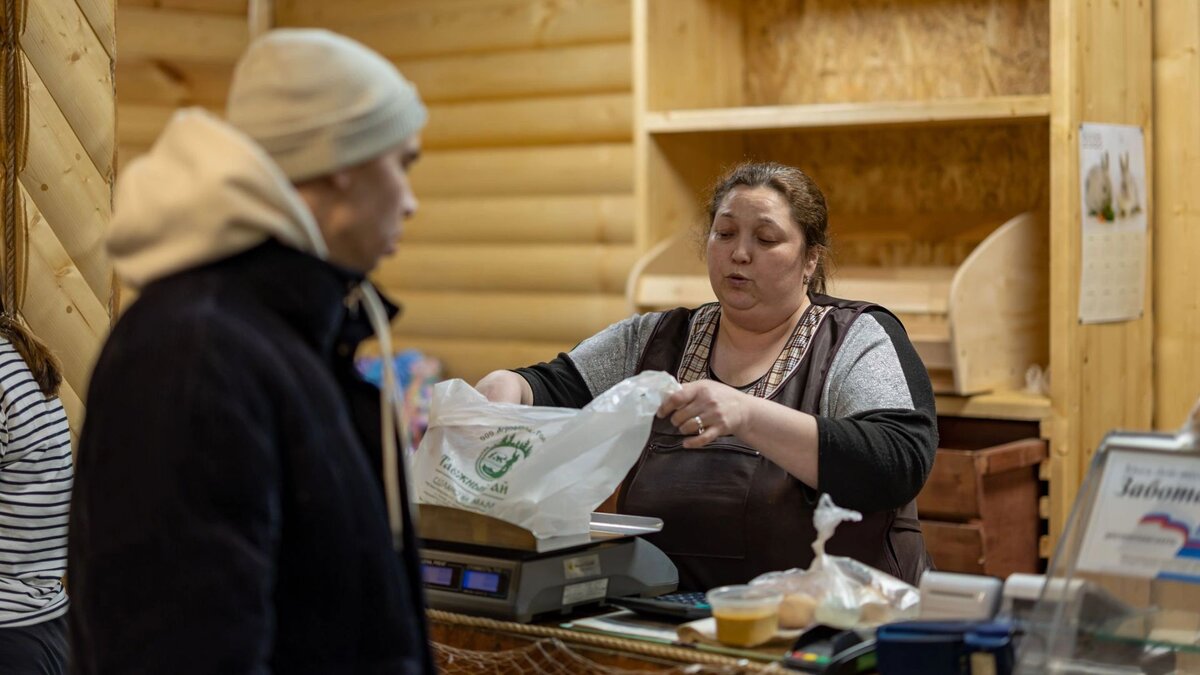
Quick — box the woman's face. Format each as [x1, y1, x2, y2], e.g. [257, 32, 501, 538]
[706, 185, 817, 320]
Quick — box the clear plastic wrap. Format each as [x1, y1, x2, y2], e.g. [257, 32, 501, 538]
[750, 494, 921, 630]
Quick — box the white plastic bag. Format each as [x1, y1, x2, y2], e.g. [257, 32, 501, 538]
[751, 494, 921, 629]
[413, 371, 681, 538]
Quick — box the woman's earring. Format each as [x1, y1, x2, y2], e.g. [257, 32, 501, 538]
[802, 274, 809, 286]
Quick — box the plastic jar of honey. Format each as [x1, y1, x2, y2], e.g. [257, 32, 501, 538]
[705, 585, 783, 647]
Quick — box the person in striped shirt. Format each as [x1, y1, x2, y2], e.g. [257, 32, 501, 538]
[0, 314, 72, 674]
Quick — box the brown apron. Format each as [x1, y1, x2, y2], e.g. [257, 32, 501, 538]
[617, 295, 931, 591]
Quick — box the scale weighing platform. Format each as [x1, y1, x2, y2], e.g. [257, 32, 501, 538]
[418, 505, 678, 623]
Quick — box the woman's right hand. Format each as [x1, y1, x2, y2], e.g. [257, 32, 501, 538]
[474, 370, 534, 405]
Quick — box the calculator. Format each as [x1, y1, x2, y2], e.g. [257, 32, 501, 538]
[607, 591, 712, 621]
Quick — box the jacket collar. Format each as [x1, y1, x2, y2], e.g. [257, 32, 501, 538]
[219, 240, 400, 358]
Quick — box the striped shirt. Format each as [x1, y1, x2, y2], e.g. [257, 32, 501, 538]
[0, 337, 72, 627]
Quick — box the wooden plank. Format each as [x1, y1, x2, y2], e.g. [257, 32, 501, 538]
[22, 53, 113, 303]
[303, 0, 630, 60]
[118, 103, 222, 147]
[1152, 2, 1200, 429]
[918, 450, 982, 520]
[117, 6, 250, 63]
[403, 195, 634, 245]
[19, 187, 110, 401]
[116, 59, 233, 107]
[374, 244, 636, 294]
[412, 144, 632, 197]
[118, 103, 173, 148]
[392, 291, 628, 343]
[397, 43, 630, 104]
[934, 391, 1052, 422]
[645, 96, 1052, 135]
[23, 0, 115, 178]
[641, 0, 743, 111]
[827, 266, 956, 315]
[634, 274, 712, 311]
[1048, 0, 1154, 549]
[921, 520, 985, 574]
[117, 145, 151, 174]
[76, 0, 116, 58]
[424, 93, 632, 149]
[1047, 0, 1082, 552]
[639, 132, 743, 249]
[248, 0, 274, 38]
[279, 0, 536, 25]
[360, 335, 575, 384]
[120, 0, 248, 14]
[949, 212, 1049, 395]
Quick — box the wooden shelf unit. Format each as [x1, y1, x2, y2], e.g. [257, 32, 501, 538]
[644, 95, 1052, 135]
[631, 0, 1155, 549]
[629, 212, 1048, 398]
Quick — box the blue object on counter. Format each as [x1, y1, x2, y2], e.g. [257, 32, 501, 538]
[875, 620, 1014, 675]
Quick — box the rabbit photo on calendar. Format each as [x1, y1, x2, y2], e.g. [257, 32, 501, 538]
[1117, 151, 1142, 218]
[1084, 151, 1114, 222]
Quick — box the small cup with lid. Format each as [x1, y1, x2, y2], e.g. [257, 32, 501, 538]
[705, 585, 783, 647]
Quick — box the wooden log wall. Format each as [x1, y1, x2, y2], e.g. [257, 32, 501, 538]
[277, 0, 636, 383]
[1153, 1, 1200, 429]
[115, 0, 252, 169]
[4, 0, 116, 442]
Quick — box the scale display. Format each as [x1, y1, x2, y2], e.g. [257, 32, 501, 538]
[421, 559, 510, 599]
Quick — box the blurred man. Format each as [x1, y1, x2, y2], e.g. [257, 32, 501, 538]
[69, 30, 432, 673]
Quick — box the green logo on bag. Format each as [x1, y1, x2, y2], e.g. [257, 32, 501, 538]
[475, 434, 535, 481]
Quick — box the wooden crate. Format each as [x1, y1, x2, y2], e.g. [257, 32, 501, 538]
[918, 419, 1047, 578]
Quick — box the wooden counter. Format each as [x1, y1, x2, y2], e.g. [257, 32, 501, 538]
[427, 609, 786, 673]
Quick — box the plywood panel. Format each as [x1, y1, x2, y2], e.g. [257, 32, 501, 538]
[397, 43, 630, 103]
[393, 291, 628, 343]
[412, 144, 633, 197]
[403, 195, 634, 245]
[1153, 2, 1200, 429]
[375, 244, 636, 294]
[117, 6, 249, 63]
[23, 0, 115, 178]
[743, 0, 1049, 105]
[295, 0, 630, 59]
[424, 93, 631, 149]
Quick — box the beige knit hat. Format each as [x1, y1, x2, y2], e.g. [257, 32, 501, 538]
[226, 29, 427, 182]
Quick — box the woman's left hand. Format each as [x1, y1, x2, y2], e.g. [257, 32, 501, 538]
[658, 380, 753, 448]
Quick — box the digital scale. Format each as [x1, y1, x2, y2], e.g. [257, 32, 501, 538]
[417, 505, 678, 623]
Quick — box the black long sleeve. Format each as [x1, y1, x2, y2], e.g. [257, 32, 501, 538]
[515, 353, 594, 408]
[815, 311, 938, 513]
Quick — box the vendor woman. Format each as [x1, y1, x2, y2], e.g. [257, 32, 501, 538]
[476, 162, 936, 591]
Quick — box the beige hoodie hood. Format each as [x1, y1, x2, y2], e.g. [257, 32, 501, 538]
[108, 108, 328, 290]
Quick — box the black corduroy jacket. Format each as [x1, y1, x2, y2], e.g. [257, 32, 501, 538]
[69, 240, 433, 674]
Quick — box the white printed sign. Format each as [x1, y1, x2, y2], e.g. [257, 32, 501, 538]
[1078, 449, 1200, 584]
